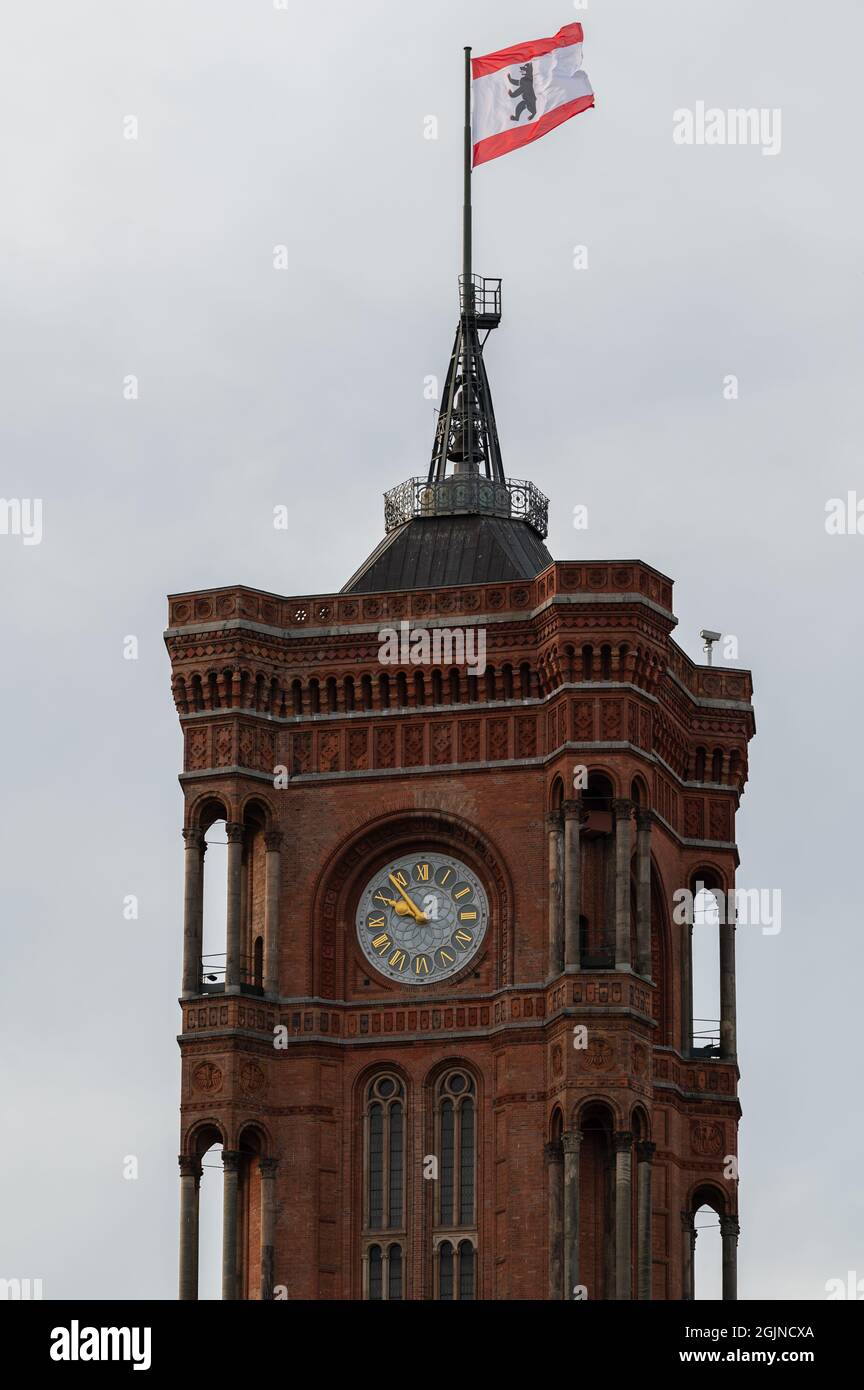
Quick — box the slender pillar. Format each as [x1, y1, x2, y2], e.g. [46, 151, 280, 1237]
[191, 1162, 200, 1296]
[635, 809, 653, 977]
[545, 1141, 564, 1299]
[259, 1157, 278, 1300]
[225, 823, 245, 993]
[636, 1141, 656, 1299]
[181, 829, 205, 997]
[563, 800, 587, 969]
[613, 1131, 634, 1299]
[178, 1155, 201, 1301]
[719, 902, 737, 1060]
[720, 1215, 739, 1301]
[562, 1131, 581, 1298]
[681, 1210, 696, 1300]
[263, 831, 283, 998]
[221, 1150, 242, 1300]
[613, 801, 633, 971]
[546, 812, 564, 976]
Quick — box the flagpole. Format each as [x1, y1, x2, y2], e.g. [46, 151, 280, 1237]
[463, 45, 475, 473]
[463, 46, 472, 294]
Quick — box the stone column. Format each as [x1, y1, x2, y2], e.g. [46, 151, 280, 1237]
[636, 1141, 656, 1300]
[721, 1215, 739, 1301]
[681, 1210, 696, 1300]
[225, 823, 245, 993]
[719, 902, 737, 1061]
[562, 1131, 581, 1298]
[613, 801, 633, 971]
[613, 1130, 634, 1299]
[178, 1155, 201, 1301]
[259, 1157, 278, 1300]
[546, 812, 564, 976]
[221, 1150, 242, 1300]
[263, 831, 283, 998]
[563, 801, 587, 970]
[545, 1141, 564, 1299]
[635, 809, 653, 977]
[181, 829, 205, 997]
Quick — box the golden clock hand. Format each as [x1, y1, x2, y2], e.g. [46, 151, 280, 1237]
[375, 892, 416, 918]
[388, 873, 427, 923]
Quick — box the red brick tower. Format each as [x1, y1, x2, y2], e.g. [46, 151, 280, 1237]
[166, 272, 754, 1301]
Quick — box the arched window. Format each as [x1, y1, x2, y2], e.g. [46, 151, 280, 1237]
[600, 644, 612, 680]
[344, 675, 355, 711]
[413, 671, 425, 707]
[308, 678, 320, 715]
[396, 672, 408, 707]
[711, 748, 723, 783]
[449, 669, 461, 704]
[519, 663, 531, 698]
[485, 666, 497, 701]
[326, 676, 338, 713]
[363, 1075, 406, 1299]
[502, 664, 514, 700]
[361, 674, 373, 711]
[431, 669, 443, 705]
[581, 645, 593, 680]
[433, 1070, 477, 1299]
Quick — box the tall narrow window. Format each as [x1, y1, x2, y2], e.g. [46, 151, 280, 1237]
[433, 1070, 478, 1299]
[363, 1075, 406, 1298]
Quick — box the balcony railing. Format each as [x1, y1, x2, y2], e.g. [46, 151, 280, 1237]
[692, 1018, 721, 1057]
[384, 476, 549, 538]
[199, 953, 263, 997]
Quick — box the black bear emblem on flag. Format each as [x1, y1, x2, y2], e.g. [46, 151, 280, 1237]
[508, 62, 537, 122]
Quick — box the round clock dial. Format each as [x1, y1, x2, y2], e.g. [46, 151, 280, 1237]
[356, 851, 489, 985]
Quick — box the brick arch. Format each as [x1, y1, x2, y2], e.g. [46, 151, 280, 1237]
[236, 1119, 274, 1157]
[584, 765, 621, 799]
[186, 792, 232, 831]
[571, 1095, 624, 1131]
[688, 862, 730, 895]
[689, 1180, 731, 1217]
[630, 1103, 651, 1140]
[239, 792, 278, 829]
[310, 809, 515, 997]
[183, 1117, 227, 1157]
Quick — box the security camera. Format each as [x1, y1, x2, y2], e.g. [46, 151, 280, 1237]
[700, 629, 722, 644]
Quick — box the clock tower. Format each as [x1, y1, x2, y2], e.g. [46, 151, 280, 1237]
[166, 270, 755, 1301]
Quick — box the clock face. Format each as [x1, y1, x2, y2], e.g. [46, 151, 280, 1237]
[356, 851, 489, 985]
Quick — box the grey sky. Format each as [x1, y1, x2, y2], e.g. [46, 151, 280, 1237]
[1, 0, 862, 1299]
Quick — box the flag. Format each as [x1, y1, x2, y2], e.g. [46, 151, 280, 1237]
[472, 22, 594, 167]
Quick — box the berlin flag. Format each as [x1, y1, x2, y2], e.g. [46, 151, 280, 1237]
[472, 23, 594, 167]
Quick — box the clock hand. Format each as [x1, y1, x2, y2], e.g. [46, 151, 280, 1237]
[377, 892, 419, 918]
[388, 873, 427, 923]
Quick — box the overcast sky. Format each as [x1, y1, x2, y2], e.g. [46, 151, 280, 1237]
[1, 0, 862, 1300]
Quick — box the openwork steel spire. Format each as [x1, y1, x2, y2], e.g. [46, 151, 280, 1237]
[429, 275, 505, 484]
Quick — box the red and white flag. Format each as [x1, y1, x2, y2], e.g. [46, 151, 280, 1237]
[472, 23, 594, 168]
